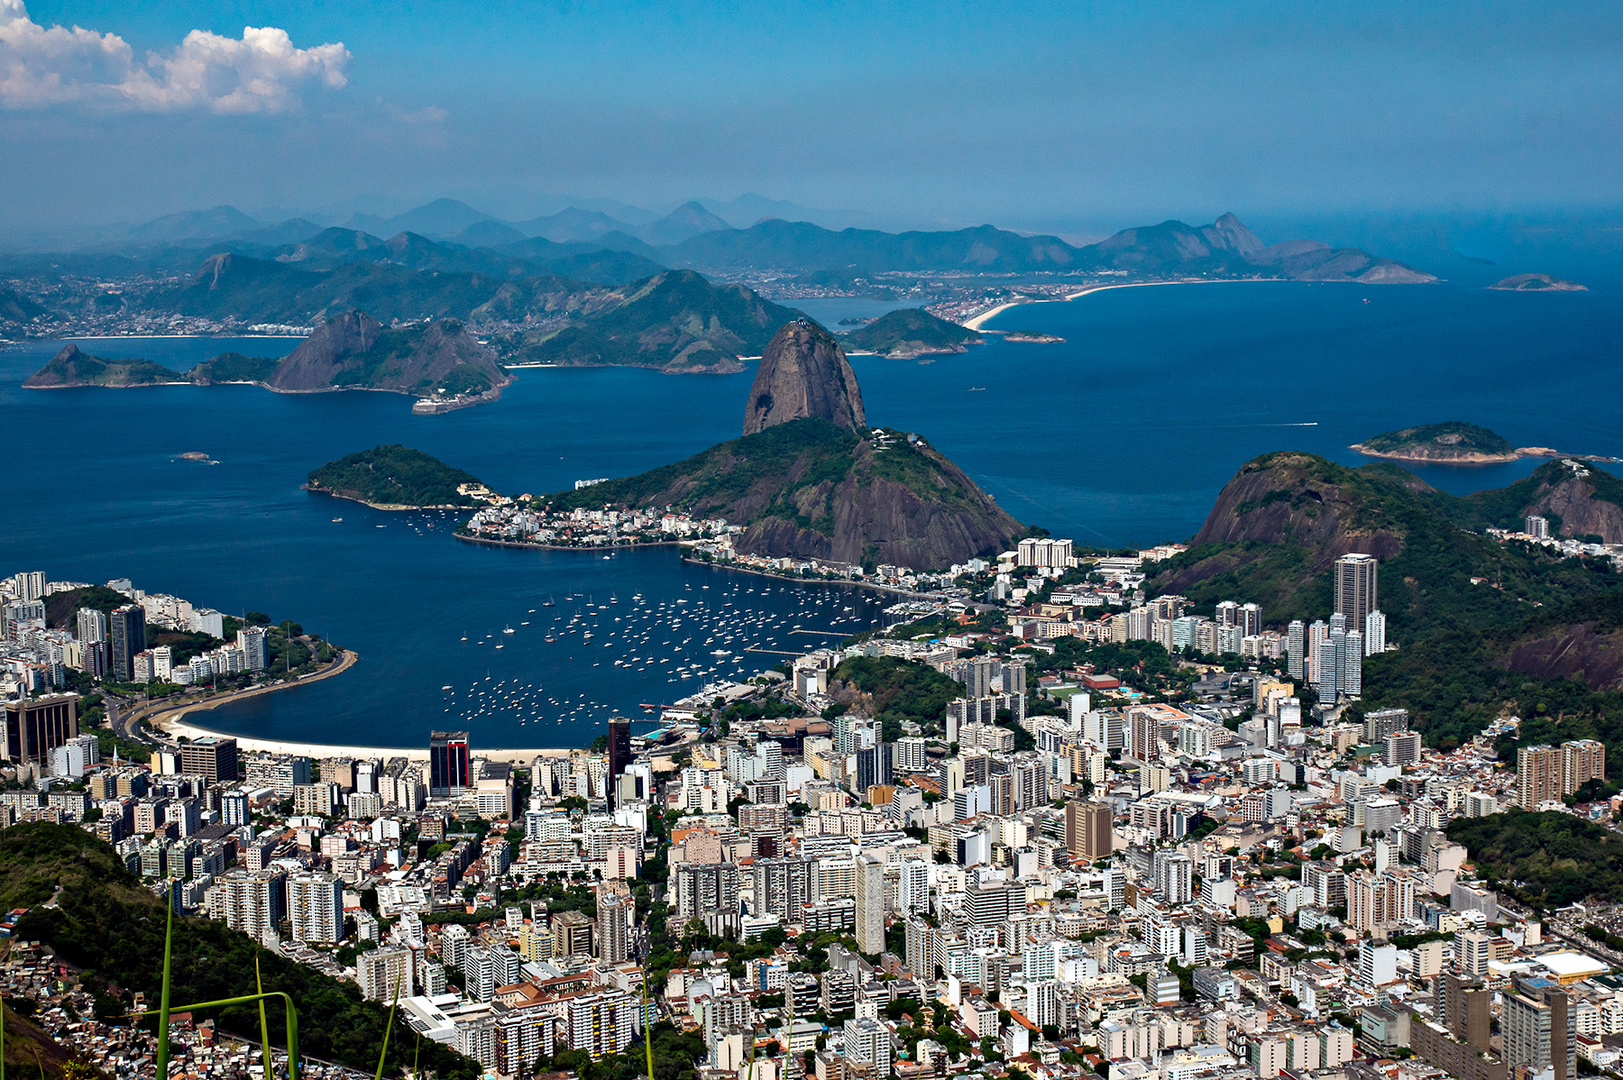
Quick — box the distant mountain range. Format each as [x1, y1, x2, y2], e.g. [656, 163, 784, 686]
[1, 206, 1438, 350]
[7, 200, 1434, 284]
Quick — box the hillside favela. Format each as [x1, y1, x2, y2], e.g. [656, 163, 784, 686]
[5, 6, 1623, 1080]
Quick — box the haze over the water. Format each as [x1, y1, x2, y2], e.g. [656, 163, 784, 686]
[2, 1, 1621, 240]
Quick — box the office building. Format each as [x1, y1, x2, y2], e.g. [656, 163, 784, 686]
[178, 736, 239, 783]
[1505, 976, 1575, 1080]
[551, 909, 594, 956]
[109, 605, 146, 683]
[1065, 801, 1112, 864]
[1335, 553, 1379, 633]
[606, 718, 631, 786]
[3, 695, 78, 767]
[429, 731, 471, 797]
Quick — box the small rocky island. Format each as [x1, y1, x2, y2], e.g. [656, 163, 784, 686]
[306, 444, 494, 509]
[1489, 273, 1587, 292]
[1351, 421, 1519, 464]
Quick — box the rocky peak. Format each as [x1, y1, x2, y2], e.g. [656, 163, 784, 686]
[743, 319, 866, 436]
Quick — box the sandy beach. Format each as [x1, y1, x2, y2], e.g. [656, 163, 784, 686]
[962, 278, 1259, 331]
[140, 649, 605, 761]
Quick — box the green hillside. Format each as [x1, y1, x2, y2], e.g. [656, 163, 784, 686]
[1147, 452, 1617, 639]
[0, 823, 477, 1079]
[22, 345, 184, 388]
[543, 417, 1023, 569]
[186, 352, 280, 384]
[1446, 811, 1623, 907]
[842, 308, 983, 357]
[308, 444, 484, 507]
[501, 269, 801, 372]
[1356, 421, 1515, 459]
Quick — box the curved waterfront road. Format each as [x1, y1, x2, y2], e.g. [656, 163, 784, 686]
[107, 648, 359, 748]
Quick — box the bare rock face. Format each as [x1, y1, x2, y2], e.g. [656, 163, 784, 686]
[269, 310, 381, 391]
[743, 319, 866, 436]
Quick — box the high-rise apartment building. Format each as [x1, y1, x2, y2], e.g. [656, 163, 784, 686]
[109, 605, 146, 682]
[429, 731, 471, 797]
[288, 872, 344, 944]
[1334, 553, 1379, 632]
[1562, 740, 1606, 796]
[1286, 620, 1306, 680]
[855, 854, 886, 955]
[597, 891, 630, 964]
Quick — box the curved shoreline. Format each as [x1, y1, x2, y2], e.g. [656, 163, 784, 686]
[305, 485, 471, 512]
[963, 278, 1266, 331]
[142, 647, 361, 736]
[455, 532, 684, 553]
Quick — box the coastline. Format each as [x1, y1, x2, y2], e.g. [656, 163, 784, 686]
[305, 485, 471, 512]
[962, 278, 1277, 331]
[455, 532, 684, 553]
[143, 644, 653, 761]
[678, 554, 942, 602]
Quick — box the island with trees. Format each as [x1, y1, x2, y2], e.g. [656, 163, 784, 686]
[306, 444, 493, 510]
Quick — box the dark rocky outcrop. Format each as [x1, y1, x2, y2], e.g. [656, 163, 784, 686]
[1502, 621, 1623, 693]
[268, 310, 511, 401]
[743, 320, 866, 435]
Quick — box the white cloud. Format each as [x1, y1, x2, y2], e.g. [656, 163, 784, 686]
[0, 0, 349, 113]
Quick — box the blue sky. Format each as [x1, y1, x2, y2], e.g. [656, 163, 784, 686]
[4, 1, 1622, 232]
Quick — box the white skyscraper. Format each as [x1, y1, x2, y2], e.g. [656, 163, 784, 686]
[856, 854, 887, 955]
[288, 872, 344, 944]
[1364, 610, 1386, 656]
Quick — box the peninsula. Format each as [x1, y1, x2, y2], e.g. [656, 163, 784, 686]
[1351, 421, 1519, 464]
[306, 444, 496, 509]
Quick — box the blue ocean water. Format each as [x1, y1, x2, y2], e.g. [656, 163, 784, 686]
[2, 276, 1618, 747]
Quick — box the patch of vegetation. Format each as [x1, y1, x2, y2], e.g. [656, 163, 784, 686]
[187, 352, 279, 383]
[0, 823, 477, 1079]
[830, 655, 963, 735]
[1358, 421, 1515, 458]
[1446, 810, 1623, 908]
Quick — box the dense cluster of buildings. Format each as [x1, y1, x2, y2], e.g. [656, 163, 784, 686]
[1, 569, 268, 693]
[8, 543, 1623, 1080]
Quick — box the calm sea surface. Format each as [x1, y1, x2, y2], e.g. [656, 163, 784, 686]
[3, 276, 1618, 747]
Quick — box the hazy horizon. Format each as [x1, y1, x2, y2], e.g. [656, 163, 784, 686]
[3, 1, 1621, 241]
